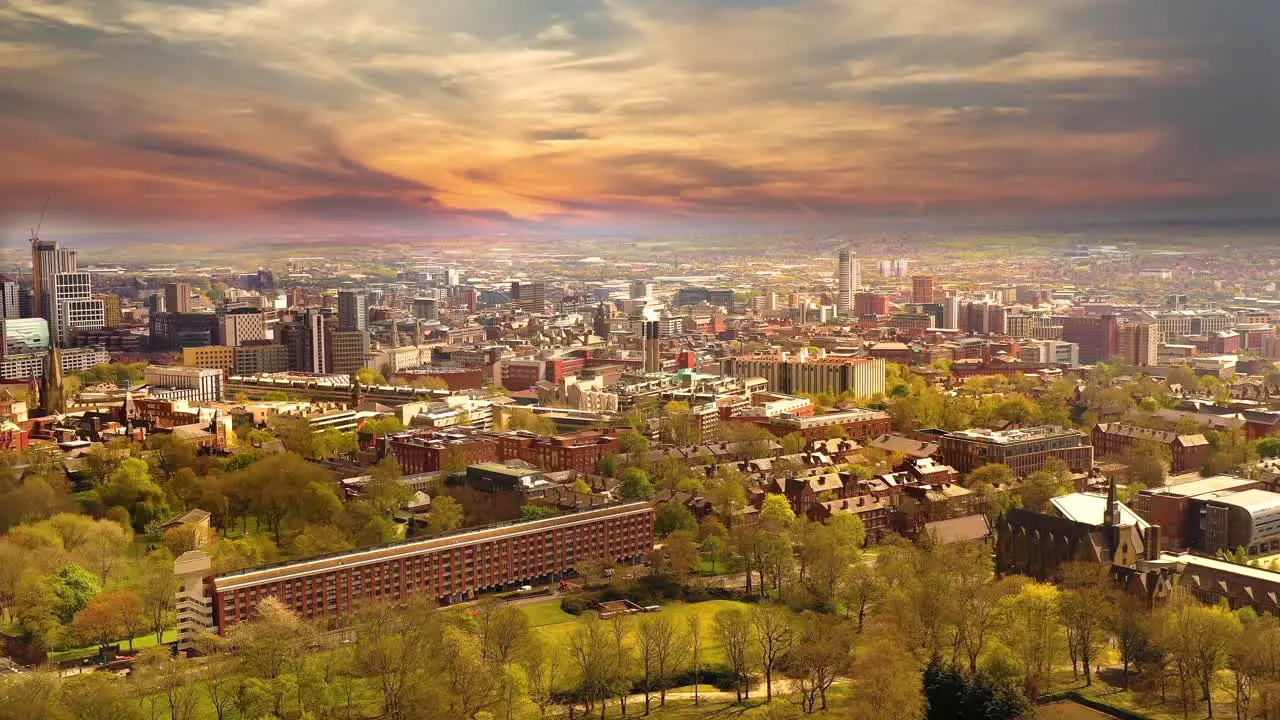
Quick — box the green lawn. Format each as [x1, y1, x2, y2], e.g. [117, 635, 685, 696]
[50, 629, 178, 664]
[521, 597, 753, 666]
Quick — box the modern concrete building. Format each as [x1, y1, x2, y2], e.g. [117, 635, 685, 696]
[217, 308, 267, 347]
[837, 248, 859, 316]
[233, 342, 289, 375]
[182, 345, 235, 374]
[325, 327, 370, 375]
[145, 365, 224, 403]
[337, 289, 368, 331]
[722, 352, 885, 398]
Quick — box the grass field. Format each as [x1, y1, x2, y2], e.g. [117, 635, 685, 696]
[50, 629, 178, 663]
[523, 597, 753, 666]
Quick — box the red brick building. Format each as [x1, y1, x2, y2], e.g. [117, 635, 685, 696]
[1092, 423, 1210, 474]
[484, 429, 619, 473]
[757, 408, 892, 442]
[382, 430, 499, 474]
[199, 503, 654, 634]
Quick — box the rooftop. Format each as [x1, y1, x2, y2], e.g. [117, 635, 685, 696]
[948, 425, 1080, 444]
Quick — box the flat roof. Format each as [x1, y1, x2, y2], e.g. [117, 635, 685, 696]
[1208, 488, 1280, 512]
[1150, 475, 1256, 498]
[212, 502, 653, 592]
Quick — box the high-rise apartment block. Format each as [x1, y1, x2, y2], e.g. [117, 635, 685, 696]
[337, 289, 368, 332]
[629, 280, 655, 299]
[837, 248, 859, 316]
[96, 294, 122, 328]
[164, 282, 192, 314]
[52, 272, 104, 344]
[0, 282, 19, 320]
[1118, 322, 1159, 367]
[412, 297, 439, 321]
[912, 275, 936, 304]
[511, 282, 546, 313]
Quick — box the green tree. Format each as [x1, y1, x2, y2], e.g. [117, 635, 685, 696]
[361, 416, 406, 439]
[618, 467, 655, 500]
[963, 463, 1015, 489]
[780, 432, 809, 455]
[654, 504, 698, 538]
[425, 496, 465, 535]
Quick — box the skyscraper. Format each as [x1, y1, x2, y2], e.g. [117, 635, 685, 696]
[165, 282, 192, 314]
[837, 249, 859, 316]
[337, 289, 368, 331]
[52, 272, 104, 344]
[31, 239, 77, 321]
[912, 275, 936, 304]
[511, 281, 546, 313]
[0, 281, 19, 320]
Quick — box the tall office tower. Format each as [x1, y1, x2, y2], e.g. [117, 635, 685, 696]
[511, 281, 546, 313]
[217, 308, 267, 346]
[0, 282, 18, 319]
[165, 282, 192, 313]
[337, 289, 368, 331]
[301, 309, 326, 373]
[51, 272, 104, 344]
[31, 239, 77, 320]
[147, 293, 166, 314]
[17, 286, 32, 319]
[96, 294, 121, 328]
[630, 280, 655, 300]
[412, 297, 439, 321]
[912, 275, 936, 304]
[444, 269, 461, 286]
[837, 248, 859, 316]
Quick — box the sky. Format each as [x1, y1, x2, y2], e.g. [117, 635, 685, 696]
[1, 0, 1278, 238]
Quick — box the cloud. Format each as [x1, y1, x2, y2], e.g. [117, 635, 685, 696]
[0, 0, 1277, 235]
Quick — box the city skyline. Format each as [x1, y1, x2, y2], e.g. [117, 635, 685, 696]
[1, 0, 1279, 239]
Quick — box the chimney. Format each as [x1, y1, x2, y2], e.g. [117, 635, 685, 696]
[1146, 524, 1162, 561]
[857, 497, 865, 507]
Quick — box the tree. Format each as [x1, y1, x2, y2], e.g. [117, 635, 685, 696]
[162, 523, 211, 556]
[789, 612, 854, 713]
[1021, 470, 1070, 513]
[751, 604, 797, 702]
[1156, 592, 1240, 719]
[135, 645, 198, 720]
[848, 624, 925, 720]
[838, 561, 884, 633]
[687, 615, 703, 706]
[759, 494, 796, 532]
[636, 614, 689, 713]
[77, 518, 131, 584]
[567, 612, 618, 718]
[522, 637, 564, 720]
[654, 503, 698, 538]
[714, 608, 753, 703]
[617, 429, 651, 462]
[476, 600, 530, 667]
[1109, 590, 1152, 689]
[996, 581, 1061, 697]
[425, 496, 465, 535]
[1060, 584, 1111, 685]
[74, 592, 126, 649]
[361, 416, 406, 439]
[365, 456, 412, 517]
[619, 467, 655, 500]
[99, 457, 169, 532]
[62, 673, 143, 720]
[1125, 442, 1171, 488]
[1258, 437, 1280, 458]
[137, 550, 177, 644]
[662, 530, 699, 578]
[74, 589, 144, 651]
[780, 432, 809, 455]
[922, 656, 1031, 720]
[355, 368, 386, 385]
[963, 463, 1014, 489]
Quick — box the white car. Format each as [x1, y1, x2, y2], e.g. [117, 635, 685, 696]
[518, 585, 533, 592]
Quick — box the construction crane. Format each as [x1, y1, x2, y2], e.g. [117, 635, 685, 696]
[29, 195, 50, 243]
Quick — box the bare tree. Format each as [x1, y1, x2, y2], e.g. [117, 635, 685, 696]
[714, 608, 753, 703]
[789, 612, 854, 713]
[522, 637, 564, 720]
[687, 615, 703, 706]
[752, 604, 797, 702]
[637, 614, 690, 711]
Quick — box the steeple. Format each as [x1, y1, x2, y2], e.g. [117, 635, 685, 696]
[1106, 475, 1120, 528]
[43, 344, 65, 416]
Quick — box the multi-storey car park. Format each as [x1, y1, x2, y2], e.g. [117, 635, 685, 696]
[175, 502, 654, 650]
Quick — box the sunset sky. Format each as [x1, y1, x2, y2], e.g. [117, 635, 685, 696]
[1, 0, 1277, 237]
